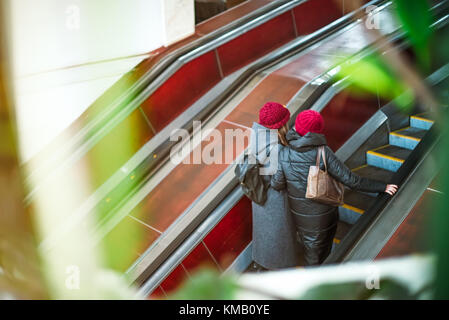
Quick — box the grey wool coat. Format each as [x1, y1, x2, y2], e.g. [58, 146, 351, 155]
[249, 122, 301, 269]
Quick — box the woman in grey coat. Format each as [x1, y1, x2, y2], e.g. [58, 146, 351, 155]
[248, 102, 301, 271]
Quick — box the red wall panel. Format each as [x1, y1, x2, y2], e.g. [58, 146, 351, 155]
[141, 51, 221, 132]
[203, 197, 253, 269]
[321, 92, 381, 150]
[182, 242, 220, 273]
[293, 0, 343, 35]
[148, 286, 166, 299]
[159, 264, 189, 295]
[217, 11, 296, 76]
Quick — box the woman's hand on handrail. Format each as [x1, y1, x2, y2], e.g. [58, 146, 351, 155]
[385, 184, 398, 196]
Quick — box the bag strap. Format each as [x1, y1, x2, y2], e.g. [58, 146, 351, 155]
[315, 145, 322, 167]
[315, 146, 327, 172]
[321, 146, 327, 172]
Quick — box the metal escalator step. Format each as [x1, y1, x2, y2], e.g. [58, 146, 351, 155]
[389, 126, 427, 150]
[339, 189, 377, 224]
[335, 220, 352, 243]
[366, 144, 412, 172]
[410, 113, 434, 130]
[344, 189, 376, 211]
[352, 164, 394, 184]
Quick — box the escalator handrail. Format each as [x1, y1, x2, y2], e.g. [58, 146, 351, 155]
[136, 9, 449, 290]
[322, 17, 449, 265]
[324, 124, 440, 264]
[38, 0, 389, 260]
[23, 0, 308, 198]
[131, 4, 424, 286]
[93, 0, 388, 232]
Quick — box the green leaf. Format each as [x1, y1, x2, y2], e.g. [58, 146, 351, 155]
[168, 268, 238, 300]
[298, 278, 416, 300]
[336, 55, 414, 111]
[393, 0, 433, 70]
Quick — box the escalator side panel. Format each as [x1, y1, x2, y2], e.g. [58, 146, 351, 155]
[202, 196, 253, 270]
[321, 93, 382, 151]
[293, 0, 344, 35]
[217, 10, 296, 76]
[151, 196, 252, 298]
[196, 0, 275, 35]
[141, 50, 222, 133]
[375, 188, 439, 259]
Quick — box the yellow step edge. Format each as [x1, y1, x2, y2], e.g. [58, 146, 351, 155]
[341, 203, 365, 214]
[410, 115, 434, 123]
[368, 144, 390, 152]
[367, 150, 405, 163]
[390, 130, 421, 142]
[351, 164, 368, 172]
[333, 238, 341, 244]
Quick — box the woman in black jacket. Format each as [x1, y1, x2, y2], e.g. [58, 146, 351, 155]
[271, 110, 398, 266]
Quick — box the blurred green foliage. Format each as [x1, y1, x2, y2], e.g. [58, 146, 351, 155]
[299, 278, 424, 300]
[393, 0, 433, 70]
[168, 269, 238, 300]
[336, 55, 415, 111]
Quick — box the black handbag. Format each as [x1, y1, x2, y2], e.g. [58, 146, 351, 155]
[235, 153, 269, 205]
[235, 131, 270, 205]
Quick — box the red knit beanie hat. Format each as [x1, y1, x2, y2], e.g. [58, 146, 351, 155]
[295, 110, 324, 136]
[259, 102, 290, 129]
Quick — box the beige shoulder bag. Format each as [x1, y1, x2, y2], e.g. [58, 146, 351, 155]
[305, 146, 344, 206]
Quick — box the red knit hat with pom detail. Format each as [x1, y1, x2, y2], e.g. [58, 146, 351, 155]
[295, 110, 324, 136]
[259, 102, 290, 129]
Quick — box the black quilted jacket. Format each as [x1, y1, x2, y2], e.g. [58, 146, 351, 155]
[271, 128, 387, 221]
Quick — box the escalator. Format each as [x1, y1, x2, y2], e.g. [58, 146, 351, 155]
[324, 69, 449, 264]
[28, 0, 449, 299]
[24, 0, 345, 207]
[332, 110, 434, 255]
[141, 8, 449, 298]
[135, 3, 449, 297]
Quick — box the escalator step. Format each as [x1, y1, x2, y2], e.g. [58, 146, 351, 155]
[339, 189, 376, 224]
[335, 220, 352, 242]
[332, 221, 353, 251]
[352, 164, 394, 184]
[366, 144, 412, 172]
[389, 126, 427, 150]
[410, 113, 434, 130]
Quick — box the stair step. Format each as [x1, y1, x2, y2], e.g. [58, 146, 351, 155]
[366, 144, 412, 172]
[410, 113, 434, 130]
[389, 126, 427, 150]
[339, 189, 377, 224]
[352, 164, 394, 184]
[332, 221, 353, 250]
[335, 220, 352, 242]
